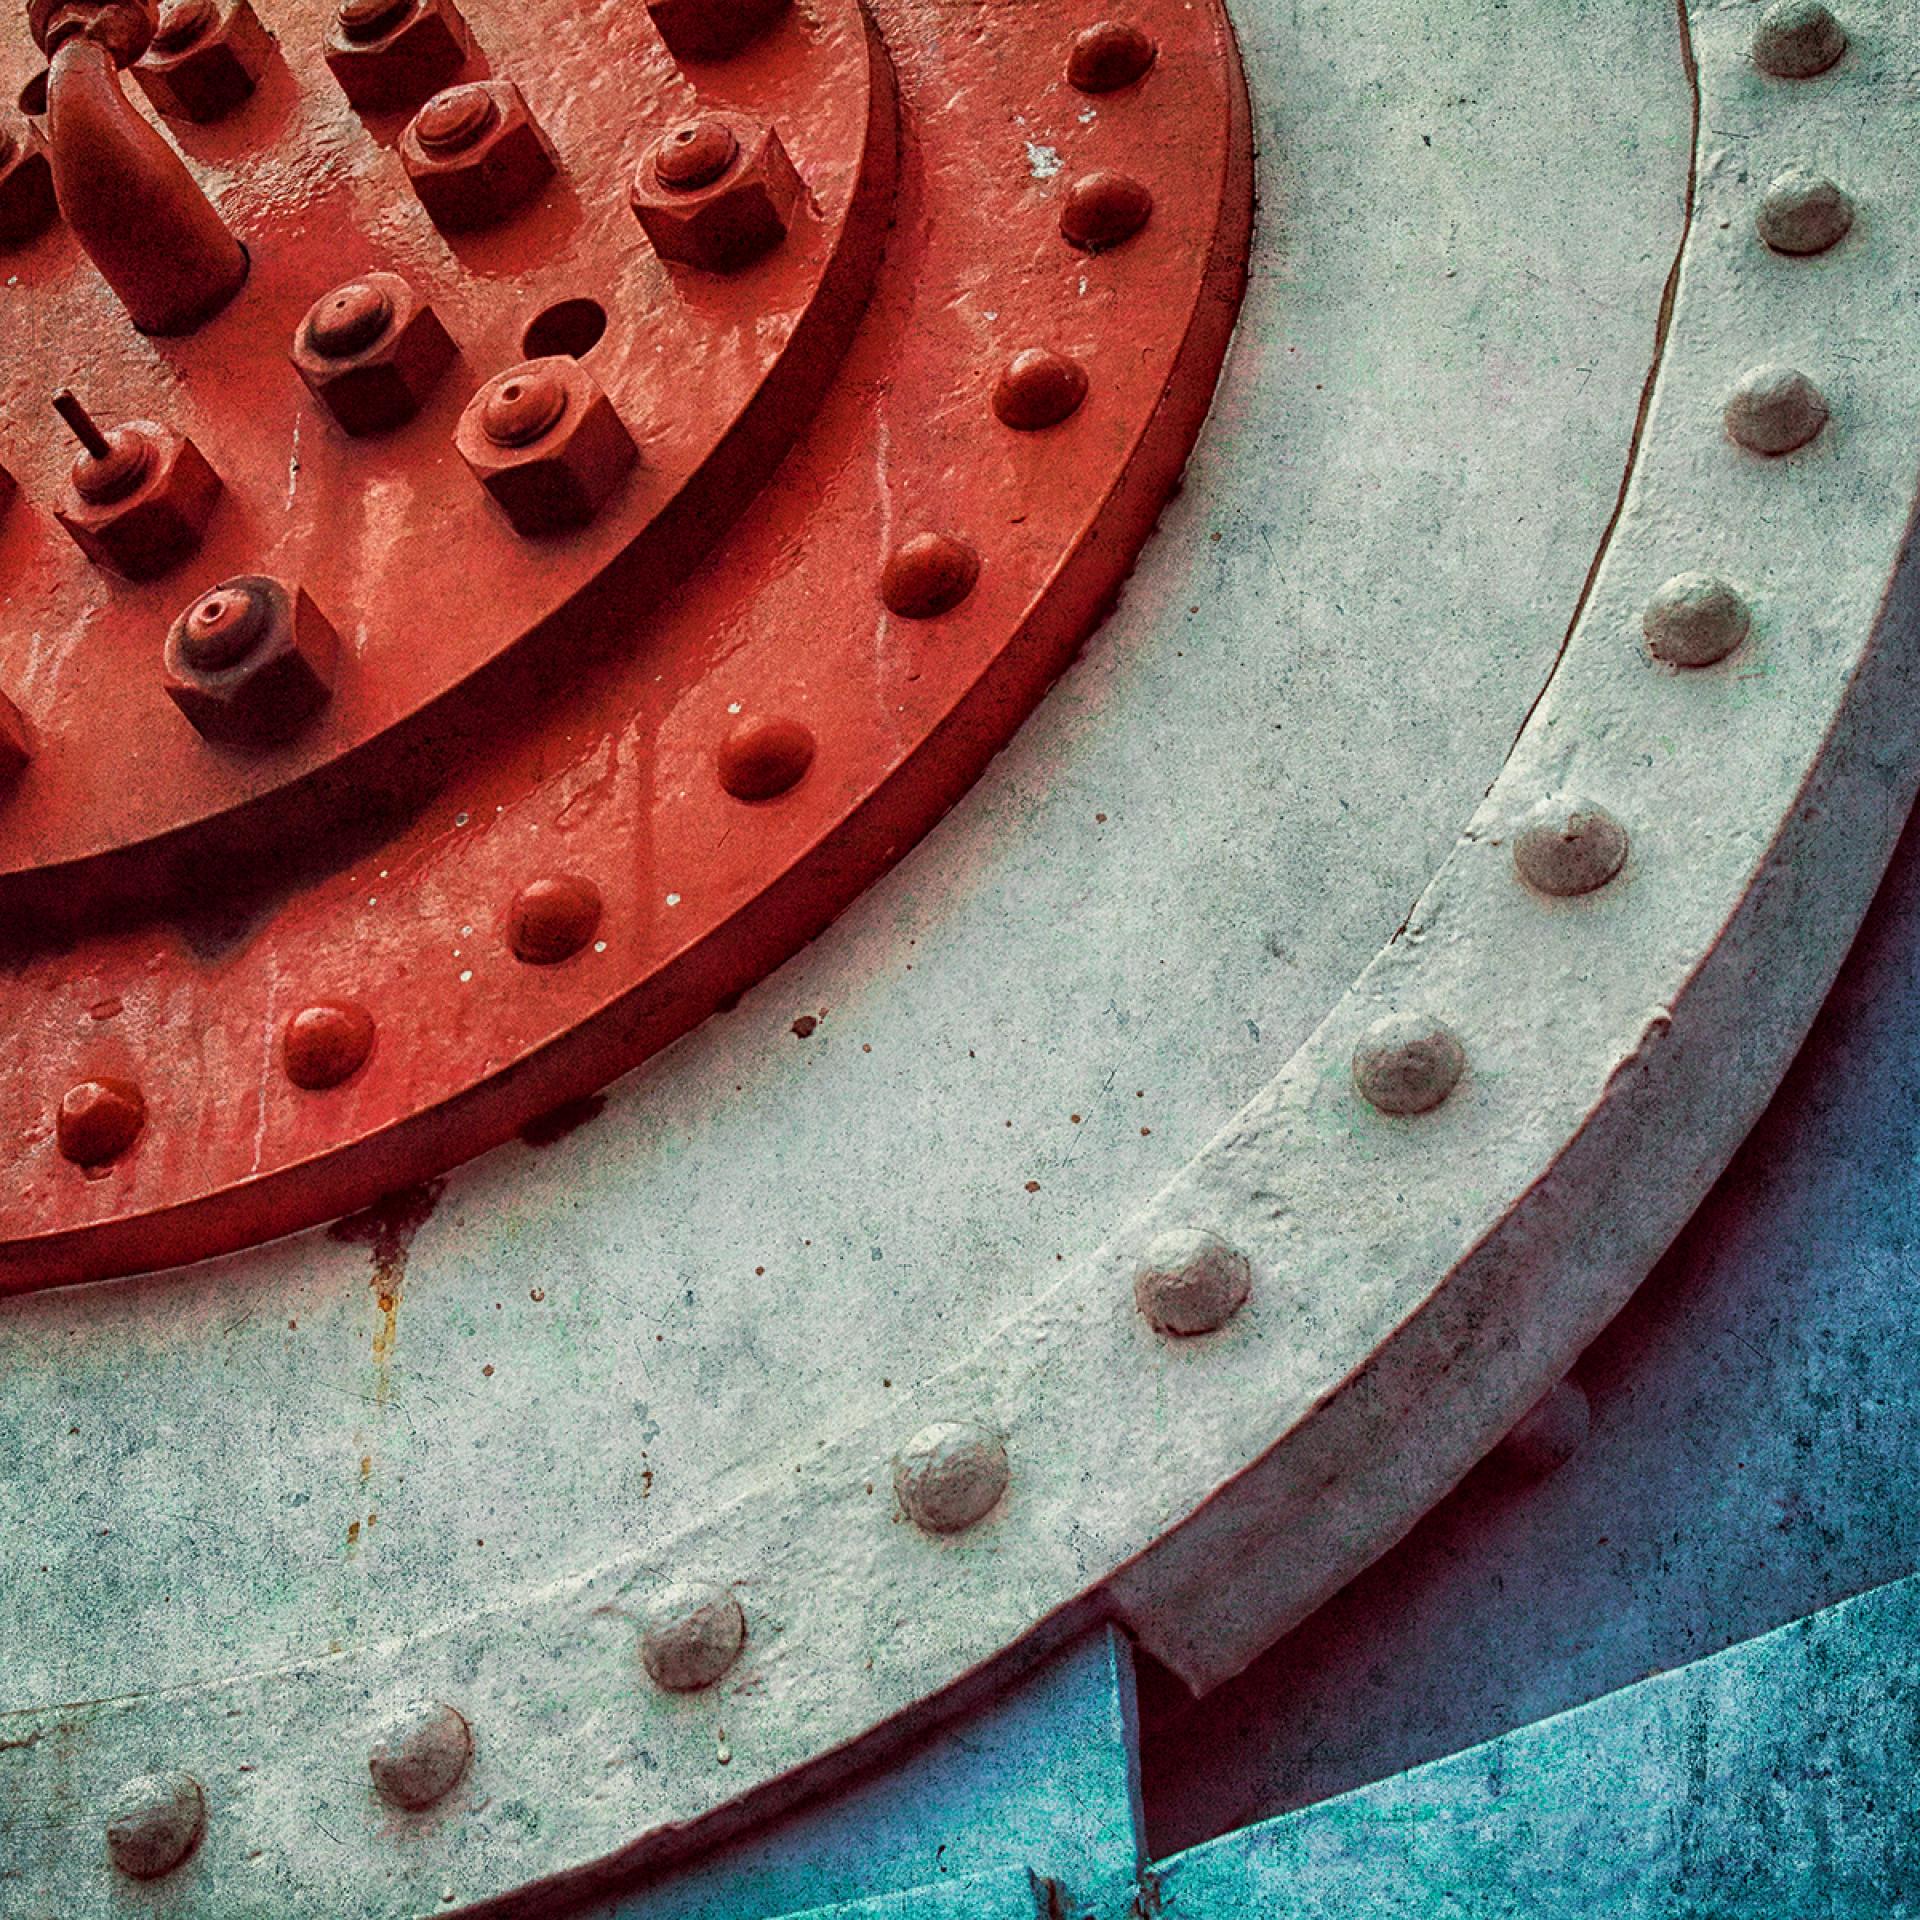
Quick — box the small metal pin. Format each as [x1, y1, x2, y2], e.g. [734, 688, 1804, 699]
[52, 387, 111, 459]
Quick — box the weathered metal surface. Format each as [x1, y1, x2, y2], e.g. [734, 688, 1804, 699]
[5, 0, 1916, 1915]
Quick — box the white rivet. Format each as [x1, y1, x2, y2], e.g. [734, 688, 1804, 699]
[1643, 573, 1751, 668]
[1752, 0, 1846, 78]
[106, 1773, 205, 1880]
[1134, 1229, 1252, 1335]
[640, 1583, 746, 1692]
[1757, 166, 1853, 256]
[1352, 1012, 1465, 1116]
[893, 1420, 1009, 1533]
[1513, 797, 1629, 898]
[368, 1701, 473, 1811]
[1725, 363, 1828, 456]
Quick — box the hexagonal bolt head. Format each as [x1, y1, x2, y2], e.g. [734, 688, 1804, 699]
[134, 0, 272, 122]
[291, 271, 456, 435]
[455, 357, 637, 536]
[400, 80, 556, 231]
[0, 687, 29, 783]
[646, 0, 788, 62]
[163, 576, 339, 745]
[324, 0, 470, 112]
[0, 111, 57, 245]
[54, 420, 221, 581]
[630, 113, 801, 272]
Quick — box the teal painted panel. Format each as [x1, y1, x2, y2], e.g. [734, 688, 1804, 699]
[770, 1866, 1051, 1920]
[595, 1626, 1140, 1920]
[1153, 1574, 1920, 1919]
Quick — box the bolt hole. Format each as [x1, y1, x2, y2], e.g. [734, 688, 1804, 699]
[522, 298, 608, 361]
[19, 68, 47, 116]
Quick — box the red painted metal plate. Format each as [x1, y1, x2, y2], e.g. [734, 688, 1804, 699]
[0, 0, 1252, 1288]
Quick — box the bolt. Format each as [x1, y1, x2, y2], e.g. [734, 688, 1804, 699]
[283, 1001, 375, 1089]
[163, 576, 339, 744]
[1512, 798, 1629, 899]
[880, 532, 979, 619]
[1067, 20, 1157, 92]
[368, 1701, 472, 1811]
[655, 117, 737, 189]
[178, 580, 267, 669]
[1756, 166, 1853, 256]
[338, 0, 412, 42]
[1498, 1378, 1591, 1479]
[151, 0, 215, 54]
[1352, 1011, 1465, 1116]
[54, 388, 152, 503]
[893, 1420, 1009, 1534]
[1642, 573, 1750, 668]
[640, 1583, 746, 1691]
[306, 280, 395, 358]
[105, 1772, 204, 1879]
[57, 1077, 145, 1167]
[992, 349, 1088, 431]
[413, 80, 494, 150]
[1133, 1229, 1251, 1336]
[292, 271, 455, 435]
[1724, 362, 1827, 457]
[457, 358, 636, 534]
[1752, 0, 1846, 78]
[507, 874, 602, 963]
[1060, 170, 1152, 252]
[716, 715, 814, 801]
[481, 367, 569, 447]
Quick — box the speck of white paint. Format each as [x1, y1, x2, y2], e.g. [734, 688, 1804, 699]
[455, 811, 470, 827]
[379, 869, 389, 879]
[593, 941, 607, 954]
[1078, 276, 1089, 295]
[1079, 108, 1097, 124]
[727, 701, 742, 714]
[459, 969, 473, 984]
[461, 925, 472, 937]
[368, 897, 378, 907]
[1026, 142, 1064, 180]
[665, 893, 682, 907]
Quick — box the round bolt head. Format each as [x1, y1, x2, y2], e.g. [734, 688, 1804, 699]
[993, 349, 1088, 431]
[1724, 362, 1827, 457]
[717, 715, 816, 801]
[881, 532, 980, 619]
[640, 1582, 746, 1691]
[1756, 166, 1853, 256]
[57, 1077, 145, 1166]
[1498, 1378, 1591, 1479]
[1752, 0, 1846, 77]
[894, 1420, 1009, 1534]
[70, 423, 153, 505]
[1352, 1011, 1465, 1116]
[414, 80, 494, 150]
[1643, 572, 1750, 668]
[481, 366, 569, 448]
[1512, 797, 1628, 899]
[105, 1771, 204, 1879]
[306, 280, 394, 359]
[292, 272, 455, 437]
[1060, 170, 1152, 252]
[1067, 19, 1157, 92]
[283, 1001, 375, 1089]
[177, 578, 269, 669]
[507, 874, 602, 964]
[655, 116, 738, 190]
[369, 1700, 472, 1810]
[1133, 1228, 1251, 1336]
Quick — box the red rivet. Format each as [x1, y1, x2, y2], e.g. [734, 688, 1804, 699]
[881, 533, 979, 619]
[654, 117, 738, 190]
[56, 1078, 145, 1167]
[177, 580, 269, 670]
[992, 349, 1088, 431]
[508, 875, 603, 964]
[415, 83, 496, 153]
[481, 367, 569, 448]
[283, 1002, 375, 1090]
[1067, 20, 1157, 92]
[717, 716, 815, 802]
[305, 281, 394, 358]
[1060, 170, 1152, 252]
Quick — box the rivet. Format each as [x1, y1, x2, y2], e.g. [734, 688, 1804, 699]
[992, 349, 1088, 432]
[152, 0, 216, 54]
[1067, 20, 1157, 92]
[1352, 1012, 1465, 1117]
[894, 1420, 1009, 1534]
[880, 533, 979, 619]
[480, 367, 569, 448]
[654, 117, 738, 191]
[306, 281, 396, 358]
[57, 1078, 146, 1167]
[177, 580, 270, 670]
[1512, 797, 1628, 898]
[1497, 1378, 1591, 1478]
[1642, 573, 1750, 668]
[338, 0, 412, 41]
[283, 1002, 376, 1089]
[368, 1701, 472, 1811]
[1752, 0, 1846, 78]
[1756, 166, 1853, 256]
[1060, 170, 1152, 253]
[507, 875, 602, 964]
[639, 1583, 746, 1691]
[414, 83, 497, 153]
[1133, 1228, 1251, 1336]
[1723, 363, 1827, 457]
[105, 1772, 204, 1880]
[716, 715, 815, 801]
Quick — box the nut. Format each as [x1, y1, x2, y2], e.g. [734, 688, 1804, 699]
[324, 0, 470, 112]
[291, 272, 456, 435]
[0, 110, 56, 245]
[162, 576, 339, 745]
[54, 420, 221, 581]
[401, 80, 555, 231]
[646, 0, 787, 62]
[455, 358, 636, 535]
[630, 113, 802, 272]
[134, 0, 271, 122]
